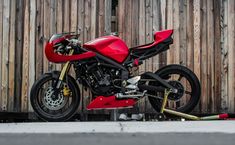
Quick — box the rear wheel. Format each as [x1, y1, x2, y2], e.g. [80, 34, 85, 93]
[30, 71, 80, 121]
[148, 65, 201, 113]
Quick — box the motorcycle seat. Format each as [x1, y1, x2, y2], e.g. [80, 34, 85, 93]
[131, 29, 173, 50]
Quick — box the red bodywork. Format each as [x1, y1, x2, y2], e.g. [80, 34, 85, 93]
[137, 29, 173, 49]
[45, 35, 96, 63]
[83, 36, 129, 63]
[87, 96, 137, 110]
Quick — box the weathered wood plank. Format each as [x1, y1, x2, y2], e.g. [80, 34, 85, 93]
[28, 0, 37, 112]
[56, 0, 63, 34]
[159, 0, 167, 67]
[166, 0, 173, 65]
[77, 0, 85, 43]
[21, 0, 30, 112]
[207, 0, 215, 113]
[199, 0, 207, 113]
[131, 0, 139, 47]
[98, 0, 105, 37]
[152, 0, 160, 72]
[213, 0, 221, 113]
[227, 0, 235, 112]
[43, 0, 50, 73]
[186, 0, 194, 71]
[84, 0, 91, 42]
[63, 0, 70, 33]
[35, 0, 44, 79]
[104, 0, 111, 35]
[173, 0, 180, 64]
[83, 0, 92, 113]
[8, 0, 16, 111]
[71, 0, 78, 33]
[14, 0, 24, 112]
[193, 0, 201, 81]
[1, 0, 10, 111]
[179, 0, 187, 108]
[145, 0, 153, 73]
[117, 0, 125, 39]
[220, 0, 229, 112]
[0, 0, 3, 111]
[138, 0, 146, 113]
[90, 0, 97, 39]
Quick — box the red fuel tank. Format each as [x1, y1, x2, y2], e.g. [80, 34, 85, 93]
[83, 36, 129, 63]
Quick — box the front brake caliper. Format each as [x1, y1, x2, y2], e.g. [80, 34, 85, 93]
[63, 84, 71, 97]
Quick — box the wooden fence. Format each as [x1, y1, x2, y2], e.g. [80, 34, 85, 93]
[0, 0, 234, 114]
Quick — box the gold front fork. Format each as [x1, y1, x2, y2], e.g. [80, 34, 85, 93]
[58, 50, 74, 81]
[55, 50, 74, 90]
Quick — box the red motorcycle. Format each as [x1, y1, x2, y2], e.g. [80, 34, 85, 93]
[30, 29, 201, 121]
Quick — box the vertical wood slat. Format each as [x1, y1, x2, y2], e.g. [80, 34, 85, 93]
[70, 0, 78, 34]
[173, 0, 180, 65]
[124, 0, 132, 47]
[138, 0, 146, 113]
[83, 0, 91, 114]
[159, 0, 167, 67]
[0, 0, 3, 111]
[15, 0, 24, 112]
[221, 0, 228, 112]
[152, 0, 160, 72]
[193, 0, 201, 82]
[28, 0, 36, 112]
[200, 0, 208, 113]
[43, 0, 50, 73]
[207, 0, 215, 112]
[213, 0, 221, 112]
[1, 0, 10, 111]
[90, 0, 96, 39]
[178, 0, 187, 108]
[35, 0, 44, 79]
[21, 0, 30, 112]
[131, 0, 139, 47]
[227, 0, 235, 112]
[49, 0, 57, 72]
[145, 0, 154, 112]
[8, 0, 16, 111]
[104, 0, 111, 35]
[145, 0, 153, 73]
[98, 0, 105, 37]
[166, 0, 173, 65]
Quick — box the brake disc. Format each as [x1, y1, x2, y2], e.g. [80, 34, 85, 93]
[42, 87, 68, 110]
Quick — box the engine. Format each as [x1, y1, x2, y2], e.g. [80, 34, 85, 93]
[74, 61, 121, 96]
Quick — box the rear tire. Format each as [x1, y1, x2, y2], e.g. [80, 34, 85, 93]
[148, 64, 201, 113]
[30, 71, 80, 122]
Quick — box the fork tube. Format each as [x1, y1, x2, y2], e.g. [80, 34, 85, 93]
[59, 61, 71, 81]
[56, 50, 74, 88]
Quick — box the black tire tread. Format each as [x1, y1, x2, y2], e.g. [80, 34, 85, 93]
[148, 64, 201, 113]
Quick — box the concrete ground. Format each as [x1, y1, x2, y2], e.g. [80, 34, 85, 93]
[0, 121, 235, 145]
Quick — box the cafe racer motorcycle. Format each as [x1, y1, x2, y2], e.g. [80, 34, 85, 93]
[30, 29, 201, 121]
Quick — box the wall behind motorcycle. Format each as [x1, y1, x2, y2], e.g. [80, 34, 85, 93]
[0, 0, 234, 114]
[0, 0, 113, 114]
[116, 0, 235, 114]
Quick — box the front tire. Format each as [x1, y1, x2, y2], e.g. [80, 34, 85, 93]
[30, 71, 80, 122]
[148, 65, 201, 113]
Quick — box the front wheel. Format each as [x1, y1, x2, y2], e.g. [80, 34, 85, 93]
[148, 64, 201, 113]
[30, 71, 80, 121]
